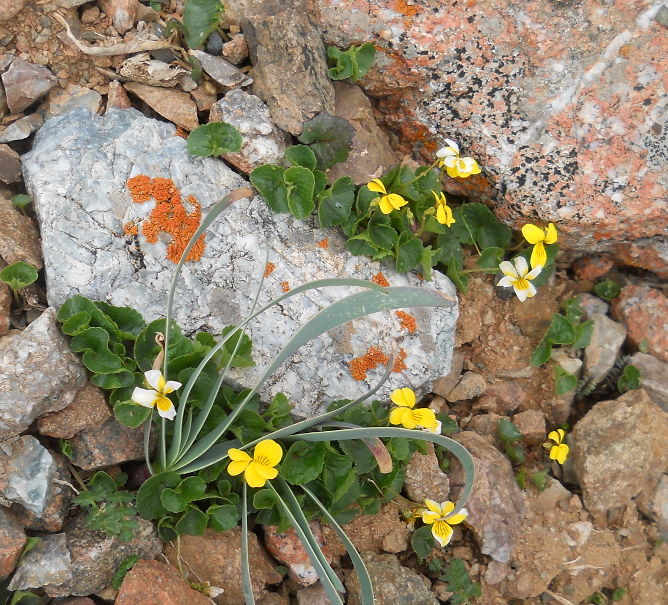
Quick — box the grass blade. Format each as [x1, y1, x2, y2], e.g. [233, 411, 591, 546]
[241, 483, 255, 605]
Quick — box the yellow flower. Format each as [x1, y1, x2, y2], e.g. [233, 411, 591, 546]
[227, 439, 283, 488]
[548, 429, 569, 464]
[497, 257, 542, 302]
[367, 178, 408, 214]
[421, 499, 468, 547]
[522, 223, 558, 270]
[389, 387, 438, 430]
[401, 507, 426, 531]
[436, 139, 482, 179]
[131, 370, 181, 420]
[432, 191, 455, 227]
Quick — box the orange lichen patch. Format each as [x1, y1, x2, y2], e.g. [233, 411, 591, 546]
[394, 0, 418, 18]
[174, 126, 188, 140]
[123, 221, 138, 236]
[264, 262, 276, 278]
[392, 348, 407, 373]
[417, 274, 424, 281]
[396, 311, 417, 333]
[372, 272, 390, 287]
[349, 346, 390, 381]
[281, 281, 290, 292]
[317, 238, 329, 249]
[127, 174, 153, 204]
[126, 175, 205, 263]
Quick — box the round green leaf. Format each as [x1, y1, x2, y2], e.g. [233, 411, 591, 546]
[411, 525, 435, 560]
[352, 42, 376, 81]
[175, 504, 208, 535]
[136, 472, 182, 519]
[618, 364, 641, 393]
[250, 164, 289, 213]
[208, 503, 240, 532]
[318, 176, 355, 228]
[61, 311, 92, 337]
[554, 366, 577, 396]
[544, 314, 577, 345]
[396, 236, 423, 273]
[284, 166, 315, 220]
[368, 210, 398, 251]
[182, 0, 224, 49]
[346, 233, 377, 256]
[95, 301, 146, 339]
[0, 261, 38, 291]
[161, 476, 207, 513]
[187, 122, 243, 158]
[11, 194, 32, 210]
[285, 145, 317, 171]
[298, 113, 355, 170]
[451, 203, 511, 249]
[91, 370, 135, 389]
[594, 280, 621, 301]
[114, 400, 152, 428]
[281, 441, 326, 485]
[70, 327, 124, 374]
[530, 340, 552, 367]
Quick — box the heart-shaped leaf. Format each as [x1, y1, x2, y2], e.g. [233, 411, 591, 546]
[352, 42, 376, 81]
[136, 472, 182, 519]
[175, 504, 207, 535]
[298, 113, 355, 170]
[284, 166, 315, 219]
[70, 327, 124, 374]
[182, 0, 224, 49]
[187, 122, 243, 157]
[281, 441, 326, 485]
[161, 476, 207, 513]
[0, 261, 37, 291]
[452, 203, 511, 249]
[208, 503, 240, 531]
[285, 145, 317, 171]
[250, 164, 289, 213]
[395, 236, 423, 273]
[318, 176, 355, 228]
[114, 400, 152, 428]
[368, 209, 398, 251]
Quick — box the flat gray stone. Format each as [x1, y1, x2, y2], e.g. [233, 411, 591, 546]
[189, 50, 252, 89]
[1, 58, 56, 114]
[629, 352, 668, 413]
[22, 108, 458, 417]
[0, 114, 43, 144]
[0, 308, 87, 439]
[8, 533, 71, 591]
[583, 314, 627, 383]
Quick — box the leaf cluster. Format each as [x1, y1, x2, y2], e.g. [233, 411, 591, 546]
[530, 296, 594, 395]
[439, 558, 482, 605]
[163, 0, 224, 49]
[0, 261, 38, 303]
[187, 122, 243, 158]
[497, 419, 548, 491]
[327, 43, 376, 82]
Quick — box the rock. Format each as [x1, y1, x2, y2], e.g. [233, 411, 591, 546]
[0, 144, 21, 184]
[528, 477, 571, 513]
[611, 285, 668, 362]
[0, 508, 25, 580]
[38, 383, 111, 439]
[115, 559, 213, 605]
[542, 390, 575, 426]
[572, 389, 668, 516]
[446, 371, 487, 402]
[431, 350, 463, 398]
[44, 513, 161, 597]
[69, 416, 146, 470]
[206, 29, 224, 55]
[636, 473, 668, 528]
[0, 435, 56, 517]
[484, 560, 510, 585]
[264, 522, 330, 586]
[106, 81, 132, 110]
[0, 192, 43, 268]
[628, 352, 668, 412]
[11, 452, 74, 532]
[222, 34, 249, 65]
[448, 432, 526, 563]
[98, 0, 137, 34]
[296, 582, 331, 605]
[0, 281, 10, 336]
[243, 0, 335, 135]
[124, 83, 199, 131]
[1, 58, 56, 114]
[134, 2, 158, 23]
[189, 50, 253, 89]
[577, 293, 610, 321]
[481, 381, 526, 414]
[164, 527, 282, 605]
[118, 53, 186, 88]
[512, 409, 546, 446]
[403, 446, 450, 503]
[190, 83, 217, 112]
[345, 552, 438, 605]
[326, 81, 397, 186]
[58, 599, 96, 605]
[465, 412, 503, 443]
[572, 255, 614, 281]
[550, 348, 583, 377]
[0, 308, 86, 439]
[0, 114, 43, 144]
[583, 314, 627, 383]
[209, 89, 291, 172]
[0, 0, 26, 21]
[22, 108, 458, 417]
[43, 83, 102, 119]
[510, 285, 563, 342]
[8, 533, 71, 591]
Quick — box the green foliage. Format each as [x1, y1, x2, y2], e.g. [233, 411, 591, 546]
[327, 42, 376, 82]
[0, 261, 38, 302]
[554, 365, 578, 396]
[594, 280, 621, 301]
[411, 525, 435, 560]
[10, 195, 31, 213]
[440, 558, 482, 605]
[298, 113, 356, 171]
[74, 472, 139, 542]
[181, 0, 224, 48]
[112, 555, 138, 590]
[59, 439, 72, 459]
[618, 364, 641, 393]
[531, 470, 548, 491]
[587, 592, 607, 605]
[498, 419, 524, 464]
[612, 588, 627, 601]
[187, 122, 243, 158]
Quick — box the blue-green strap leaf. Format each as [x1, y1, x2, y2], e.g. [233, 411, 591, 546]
[241, 484, 255, 605]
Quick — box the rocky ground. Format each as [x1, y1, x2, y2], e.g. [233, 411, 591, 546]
[2, 1, 668, 605]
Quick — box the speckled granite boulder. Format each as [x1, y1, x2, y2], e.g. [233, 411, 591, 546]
[22, 108, 458, 418]
[0, 509, 25, 581]
[312, 0, 668, 274]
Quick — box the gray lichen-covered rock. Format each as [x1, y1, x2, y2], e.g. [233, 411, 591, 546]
[448, 431, 527, 563]
[629, 352, 668, 412]
[583, 314, 627, 383]
[22, 108, 458, 417]
[8, 533, 71, 591]
[0, 307, 86, 439]
[0, 508, 25, 581]
[44, 513, 162, 597]
[0, 435, 56, 516]
[572, 388, 668, 516]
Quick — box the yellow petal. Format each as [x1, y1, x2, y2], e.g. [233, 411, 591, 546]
[387, 193, 407, 210]
[244, 463, 267, 488]
[253, 439, 282, 467]
[556, 444, 569, 464]
[440, 501, 455, 516]
[379, 196, 395, 214]
[389, 407, 407, 425]
[412, 408, 437, 429]
[431, 520, 454, 547]
[445, 165, 459, 178]
[424, 499, 442, 515]
[544, 223, 558, 244]
[155, 395, 174, 414]
[228, 448, 252, 462]
[367, 179, 386, 194]
[422, 510, 439, 524]
[400, 408, 417, 429]
[446, 509, 468, 525]
[250, 460, 279, 480]
[548, 429, 564, 445]
[522, 224, 546, 244]
[530, 241, 547, 270]
[391, 387, 416, 408]
[227, 459, 250, 476]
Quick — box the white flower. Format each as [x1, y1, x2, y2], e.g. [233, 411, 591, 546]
[421, 419, 442, 435]
[436, 139, 481, 178]
[131, 369, 181, 420]
[497, 257, 542, 302]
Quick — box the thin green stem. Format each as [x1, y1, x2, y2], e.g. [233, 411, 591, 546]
[458, 268, 499, 274]
[399, 160, 440, 188]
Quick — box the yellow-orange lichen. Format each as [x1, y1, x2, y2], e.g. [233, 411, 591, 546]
[317, 238, 329, 249]
[123, 221, 138, 236]
[126, 175, 205, 263]
[392, 348, 407, 373]
[264, 262, 276, 278]
[174, 126, 188, 140]
[281, 281, 290, 292]
[417, 274, 424, 281]
[349, 346, 390, 381]
[396, 311, 417, 333]
[372, 272, 390, 287]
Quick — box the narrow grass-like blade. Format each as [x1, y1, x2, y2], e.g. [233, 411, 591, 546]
[301, 484, 374, 605]
[241, 483, 255, 605]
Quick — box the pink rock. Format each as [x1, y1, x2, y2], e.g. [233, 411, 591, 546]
[1, 58, 56, 114]
[0, 277, 9, 337]
[98, 0, 137, 34]
[611, 285, 668, 362]
[311, 0, 668, 274]
[222, 34, 249, 65]
[0, 509, 25, 580]
[512, 409, 547, 446]
[106, 81, 132, 110]
[572, 255, 614, 281]
[0, 0, 26, 21]
[481, 381, 527, 414]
